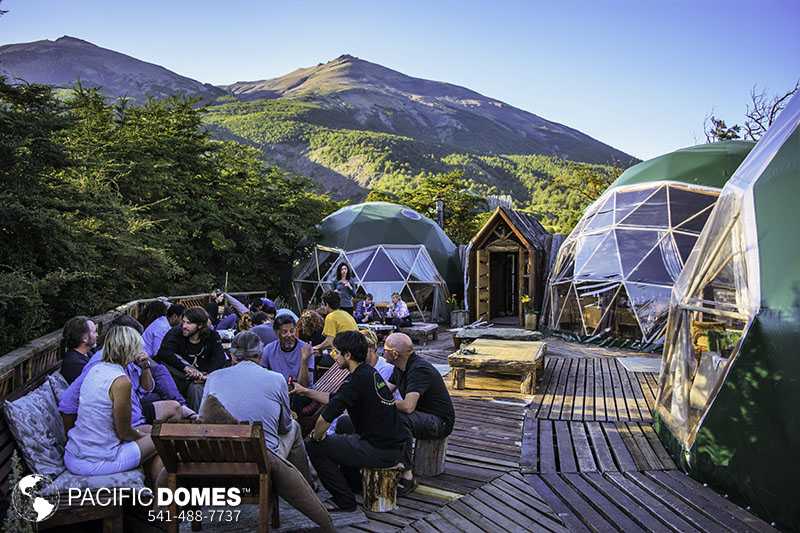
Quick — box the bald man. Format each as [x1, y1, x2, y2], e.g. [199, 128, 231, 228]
[383, 332, 455, 489]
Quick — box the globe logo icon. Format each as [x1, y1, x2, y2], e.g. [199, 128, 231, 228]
[11, 474, 59, 523]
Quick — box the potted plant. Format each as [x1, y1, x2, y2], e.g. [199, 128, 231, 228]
[447, 295, 468, 328]
[520, 294, 538, 330]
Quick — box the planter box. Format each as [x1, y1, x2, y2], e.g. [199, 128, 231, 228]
[450, 309, 468, 328]
[524, 312, 539, 331]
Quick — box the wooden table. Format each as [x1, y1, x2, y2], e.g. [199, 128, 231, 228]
[453, 327, 543, 349]
[448, 338, 546, 394]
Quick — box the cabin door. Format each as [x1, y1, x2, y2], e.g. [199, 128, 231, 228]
[489, 251, 518, 319]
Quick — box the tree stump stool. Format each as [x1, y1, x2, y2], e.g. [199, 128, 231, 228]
[414, 437, 448, 476]
[361, 464, 404, 512]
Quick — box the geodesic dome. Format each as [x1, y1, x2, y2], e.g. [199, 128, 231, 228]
[547, 141, 753, 346]
[293, 244, 450, 321]
[656, 95, 800, 530]
[315, 202, 462, 291]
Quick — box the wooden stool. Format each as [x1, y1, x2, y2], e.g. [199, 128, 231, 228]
[361, 464, 403, 512]
[413, 437, 448, 476]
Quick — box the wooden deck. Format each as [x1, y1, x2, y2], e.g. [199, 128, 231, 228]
[165, 332, 774, 532]
[363, 335, 775, 533]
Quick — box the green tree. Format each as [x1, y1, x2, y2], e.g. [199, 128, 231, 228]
[526, 161, 623, 234]
[367, 170, 486, 244]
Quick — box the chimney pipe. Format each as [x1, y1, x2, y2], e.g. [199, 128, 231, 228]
[435, 199, 444, 228]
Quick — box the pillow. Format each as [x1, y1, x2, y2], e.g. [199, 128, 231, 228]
[4, 379, 67, 477]
[198, 394, 238, 424]
[48, 372, 70, 405]
[268, 448, 333, 531]
[197, 395, 333, 531]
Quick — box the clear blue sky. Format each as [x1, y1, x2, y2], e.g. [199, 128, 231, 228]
[2, 0, 798, 159]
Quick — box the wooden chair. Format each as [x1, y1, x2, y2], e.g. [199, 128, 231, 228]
[152, 422, 279, 533]
[297, 366, 350, 436]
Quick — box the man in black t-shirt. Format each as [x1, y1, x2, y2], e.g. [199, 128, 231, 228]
[298, 331, 410, 512]
[384, 332, 455, 488]
[155, 306, 227, 411]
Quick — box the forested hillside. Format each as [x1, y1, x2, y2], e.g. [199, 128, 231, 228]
[0, 78, 339, 355]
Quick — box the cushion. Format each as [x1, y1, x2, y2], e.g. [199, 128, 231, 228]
[198, 394, 239, 424]
[42, 468, 146, 497]
[268, 448, 333, 531]
[48, 372, 70, 405]
[4, 379, 67, 477]
[198, 395, 333, 531]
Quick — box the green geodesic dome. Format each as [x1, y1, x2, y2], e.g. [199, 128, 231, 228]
[315, 202, 462, 289]
[610, 140, 755, 190]
[657, 95, 800, 530]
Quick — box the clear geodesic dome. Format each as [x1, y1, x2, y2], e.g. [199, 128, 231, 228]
[546, 141, 754, 346]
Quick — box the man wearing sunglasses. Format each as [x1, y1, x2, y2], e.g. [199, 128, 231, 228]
[300, 331, 410, 512]
[383, 332, 455, 492]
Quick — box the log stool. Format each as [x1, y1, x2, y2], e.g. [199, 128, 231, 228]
[413, 437, 448, 476]
[361, 464, 404, 512]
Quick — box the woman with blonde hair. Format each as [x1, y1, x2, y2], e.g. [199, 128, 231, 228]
[64, 326, 166, 487]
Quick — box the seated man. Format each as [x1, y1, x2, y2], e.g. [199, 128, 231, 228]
[60, 316, 98, 384]
[385, 292, 412, 328]
[260, 314, 314, 388]
[354, 294, 380, 324]
[142, 302, 185, 357]
[312, 290, 358, 353]
[155, 306, 228, 411]
[297, 331, 410, 512]
[202, 331, 311, 482]
[383, 332, 455, 488]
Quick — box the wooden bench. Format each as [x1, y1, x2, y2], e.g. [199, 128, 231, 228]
[413, 437, 447, 477]
[361, 464, 404, 512]
[399, 323, 439, 345]
[152, 422, 279, 533]
[448, 339, 546, 394]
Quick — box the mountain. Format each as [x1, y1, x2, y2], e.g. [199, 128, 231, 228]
[223, 54, 634, 166]
[0, 37, 635, 201]
[0, 36, 225, 103]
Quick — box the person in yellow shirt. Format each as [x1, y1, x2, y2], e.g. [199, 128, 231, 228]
[312, 290, 358, 353]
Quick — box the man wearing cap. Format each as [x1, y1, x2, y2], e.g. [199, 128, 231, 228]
[201, 331, 311, 480]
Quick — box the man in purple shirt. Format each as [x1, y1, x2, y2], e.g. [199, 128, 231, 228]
[260, 314, 314, 388]
[142, 303, 185, 356]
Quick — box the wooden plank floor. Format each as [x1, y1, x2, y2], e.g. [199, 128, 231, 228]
[341, 335, 774, 533]
[520, 419, 676, 474]
[527, 470, 777, 533]
[340, 394, 527, 532]
[530, 356, 658, 422]
[399, 471, 568, 533]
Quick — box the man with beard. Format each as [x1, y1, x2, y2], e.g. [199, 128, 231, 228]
[260, 313, 314, 387]
[294, 331, 410, 512]
[60, 316, 99, 384]
[155, 306, 227, 411]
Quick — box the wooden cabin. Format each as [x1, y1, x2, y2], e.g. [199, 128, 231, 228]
[467, 207, 553, 325]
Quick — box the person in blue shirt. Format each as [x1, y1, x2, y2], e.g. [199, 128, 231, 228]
[354, 294, 379, 323]
[260, 314, 314, 388]
[141, 302, 185, 357]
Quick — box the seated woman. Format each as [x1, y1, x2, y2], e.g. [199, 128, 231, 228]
[64, 326, 167, 488]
